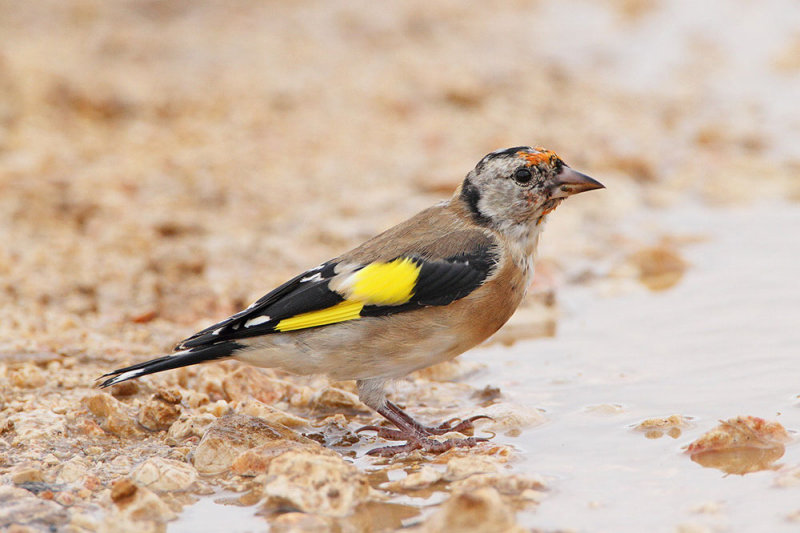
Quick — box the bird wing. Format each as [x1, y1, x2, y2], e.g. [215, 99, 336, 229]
[176, 232, 500, 350]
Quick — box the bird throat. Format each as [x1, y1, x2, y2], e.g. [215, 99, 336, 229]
[536, 198, 564, 225]
[502, 223, 542, 288]
[540, 198, 563, 217]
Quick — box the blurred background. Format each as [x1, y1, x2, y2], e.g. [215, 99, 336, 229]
[1, 0, 798, 356]
[0, 0, 799, 530]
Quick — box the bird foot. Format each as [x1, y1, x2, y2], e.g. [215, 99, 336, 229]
[357, 400, 493, 456]
[365, 435, 489, 457]
[356, 414, 492, 440]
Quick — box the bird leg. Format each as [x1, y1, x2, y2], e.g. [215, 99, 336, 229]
[357, 400, 492, 457]
[359, 400, 491, 437]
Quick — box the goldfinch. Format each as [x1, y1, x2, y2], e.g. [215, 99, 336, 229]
[100, 146, 603, 456]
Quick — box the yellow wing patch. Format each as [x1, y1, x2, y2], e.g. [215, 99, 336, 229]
[275, 300, 364, 332]
[347, 258, 421, 305]
[274, 258, 421, 332]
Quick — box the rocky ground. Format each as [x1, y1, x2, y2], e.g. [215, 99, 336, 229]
[0, 1, 798, 531]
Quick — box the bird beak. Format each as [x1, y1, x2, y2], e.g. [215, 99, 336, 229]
[551, 166, 604, 197]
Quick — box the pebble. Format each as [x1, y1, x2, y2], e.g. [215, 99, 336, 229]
[111, 455, 133, 469]
[76, 418, 106, 438]
[199, 399, 230, 417]
[263, 450, 371, 517]
[304, 414, 360, 447]
[635, 414, 690, 439]
[411, 487, 522, 533]
[237, 399, 310, 428]
[623, 245, 688, 292]
[11, 466, 44, 485]
[383, 465, 443, 491]
[83, 392, 142, 438]
[312, 386, 369, 412]
[686, 416, 790, 453]
[231, 437, 335, 477]
[41, 454, 59, 466]
[443, 456, 499, 482]
[109, 380, 139, 398]
[154, 388, 182, 404]
[137, 394, 182, 431]
[9, 409, 67, 445]
[110, 479, 138, 502]
[54, 492, 75, 506]
[68, 512, 100, 531]
[181, 390, 210, 408]
[222, 366, 286, 404]
[193, 413, 310, 474]
[270, 512, 331, 532]
[775, 466, 800, 488]
[56, 458, 90, 485]
[9, 364, 47, 389]
[105, 479, 176, 530]
[131, 457, 197, 492]
[167, 413, 217, 443]
[449, 473, 547, 497]
[0, 485, 69, 530]
[478, 402, 546, 433]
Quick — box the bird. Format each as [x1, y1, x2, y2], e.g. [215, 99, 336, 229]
[99, 146, 603, 456]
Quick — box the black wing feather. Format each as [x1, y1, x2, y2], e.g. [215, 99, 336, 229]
[178, 242, 500, 348]
[414, 245, 497, 305]
[362, 244, 499, 315]
[176, 261, 341, 349]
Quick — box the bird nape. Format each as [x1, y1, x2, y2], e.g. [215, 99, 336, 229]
[99, 146, 604, 456]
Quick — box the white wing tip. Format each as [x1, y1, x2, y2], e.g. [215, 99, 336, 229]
[103, 368, 145, 387]
[244, 315, 271, 328]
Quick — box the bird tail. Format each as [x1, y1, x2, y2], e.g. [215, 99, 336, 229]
[97, 342, 244, 388]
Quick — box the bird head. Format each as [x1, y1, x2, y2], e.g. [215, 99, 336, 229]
[458, 146, 603, 231]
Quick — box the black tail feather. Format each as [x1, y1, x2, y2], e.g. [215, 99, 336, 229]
[97, 342, 244, 388]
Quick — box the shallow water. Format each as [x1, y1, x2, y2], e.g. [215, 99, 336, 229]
[171, 203, 800, 531]
[170, 494, 266, 533]
[463, 202, 800, 531]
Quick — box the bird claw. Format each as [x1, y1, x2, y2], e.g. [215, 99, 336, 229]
[366, 435, 490, 457]
[355, 424, 407, 440]
[430, 414, 494, 436]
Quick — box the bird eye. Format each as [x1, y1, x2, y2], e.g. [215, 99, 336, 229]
[514, 168, 532, 184]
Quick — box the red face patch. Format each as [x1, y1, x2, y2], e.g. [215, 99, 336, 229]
[516, 147, 559, 167]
